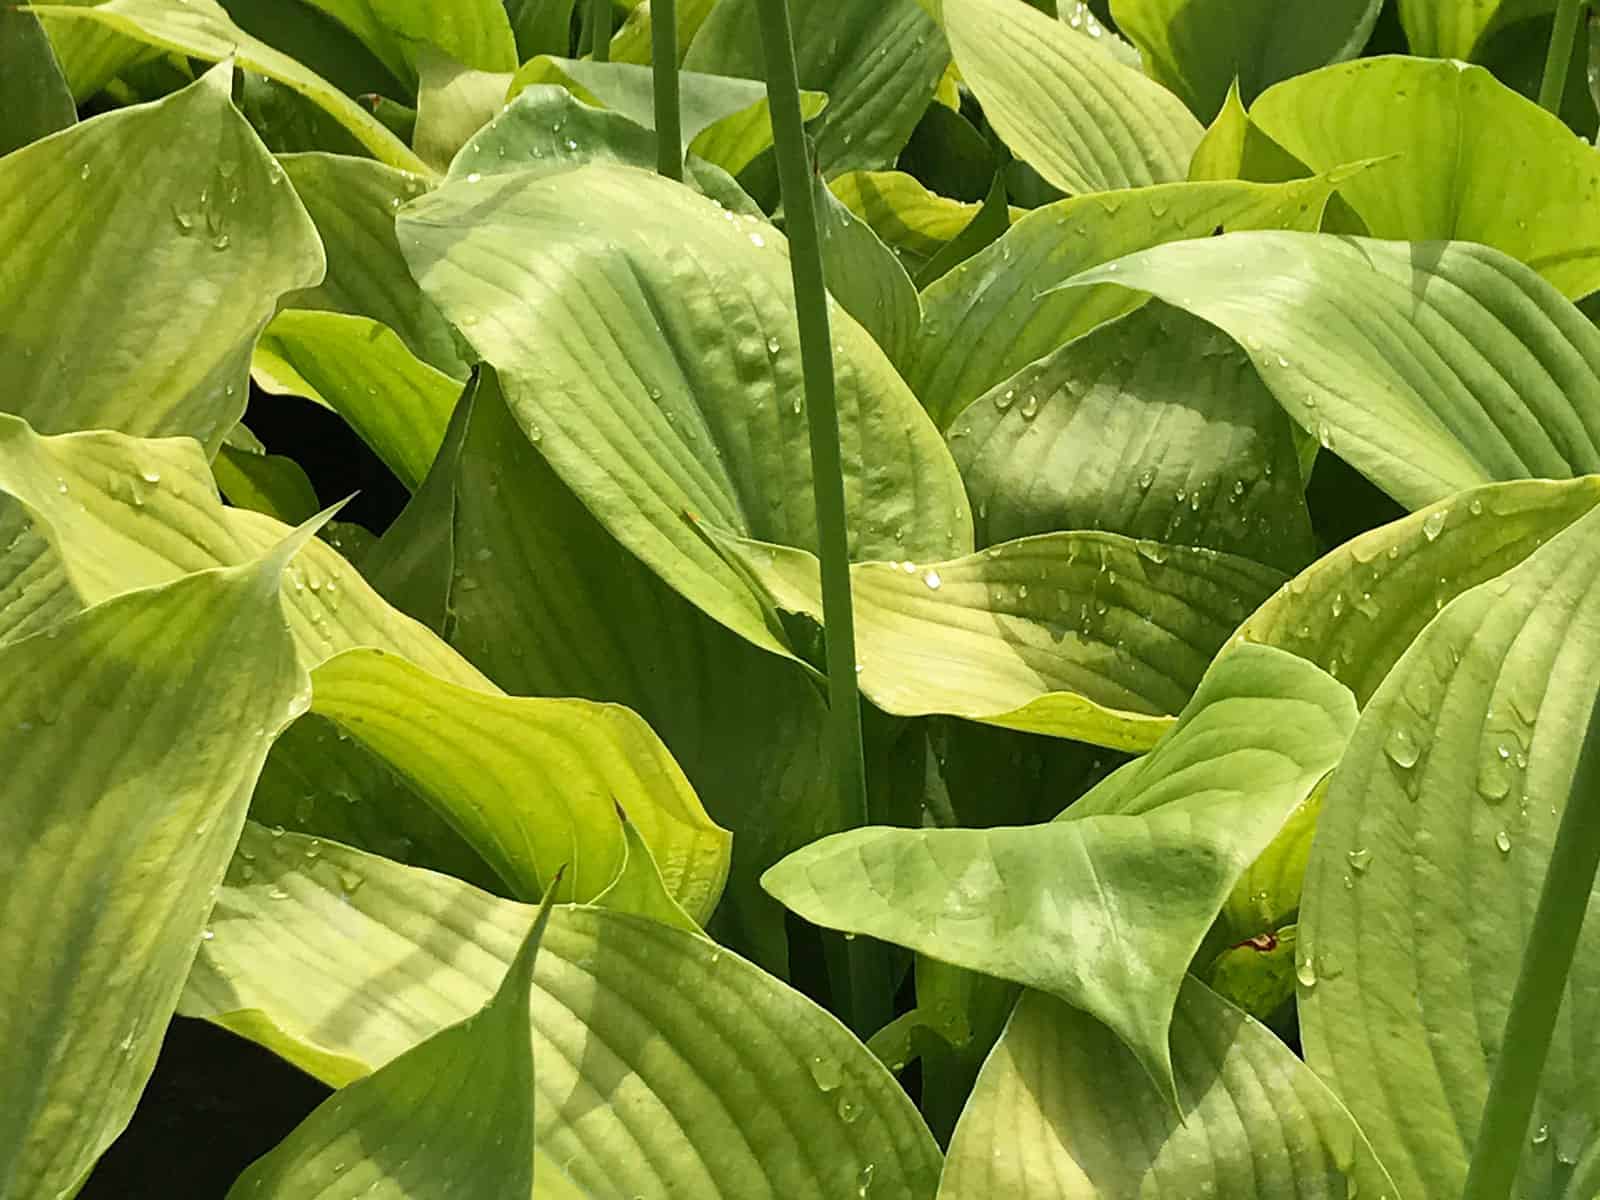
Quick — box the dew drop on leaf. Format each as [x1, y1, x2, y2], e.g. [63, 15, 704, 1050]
[1347, 847, 1372, 873]
[807, 1054, 842, 1092]
[1296, 956, 1317, 988]
[1383, 726, 1420, 769]
[1495, 830, 1512, 854]
[1422, 510, 1447, 541]
[922, 570, 942, 590]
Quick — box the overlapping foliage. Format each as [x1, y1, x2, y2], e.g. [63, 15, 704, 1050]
[3, 0, 1599, 1195]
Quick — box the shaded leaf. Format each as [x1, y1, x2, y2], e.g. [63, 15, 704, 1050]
[1069, 234, 1600, 510]
[214, 442, 322, 525]
[0, 7, 75, 156]
[1399, 0, 1553, 57]
[814, 169, 921, 370]
[413, 46, 512, 173]
[296, 0, 517, 88]
[948, 301, 1316, 572]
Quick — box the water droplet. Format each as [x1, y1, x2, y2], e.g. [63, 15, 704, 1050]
[807, 1054, 843, 1091]
[856, 1164, 875, 1197]
[1533, 1123, 1550, 1145]
[1495, 830, 1512, 854]
[1137, 469, 1154, 489]
[923, 570, 942, 590]
[837, 1094, 861, 1123]
[79, 163, 92, 181]
[1331, 591, 1345, 618]
[995, 389, 1015, 411]
[1422, 510, 1448, 541]
[1347, 847, 1372, 873]
[528, 424, 543, 443]
[201, 928, 215, 941]
[1020, 394, 1039, 419]
[1296, 956, 1317, 988]
[268, 886, 290, 900]
[749, 232, 766, 248]
[1469, 498, 1483, 515]
[767, 336, 781, 354]
[1384, 726, 1421, 769]
[269, 824, 286, 838]
[466, 172, 482, 183]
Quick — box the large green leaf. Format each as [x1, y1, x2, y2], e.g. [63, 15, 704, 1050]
[1239, 476, 1600, 705]
[1071, 234, 1600, 511]
[941, 0, 1203, 195]
[763, 642, 1356, 1091]
[506, 55, 827, 177]
[252, 309, 462, 491]
[1247, 57, 1600, 299]
[399, 162, 971, 658]
[0, 63, 323, 449]
[1399, 0, 1554, 57]
[413, 47, 513, 173]
[0, 531, 314, 1198]
[815, 170, 921, 371]
[278, 153, 468, 380]
[712, 527, 1283, 750]
[938, 980, 1398, 1197]
[296, 0, 516, 88]
[1109, 0, 1382, 120]
[228, 882, 559, 1199]
[184, 824, 946, 1198]
[374, 369, 839, 972]
[1297, 501, 1600, 1199]
[829, 170, 1002, 279]
[684, 0, 948, 178]
[907, 176, 1337, 428]
[610, 0, 718, 65]
[948, 301, 1316, 572]
[0, 415, 730, 920]
[0, 7, 75, 156]
[30, 0, 430, 173]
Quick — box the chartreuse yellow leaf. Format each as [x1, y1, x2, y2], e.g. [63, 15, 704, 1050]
[183, 824, 945, 1199]
[707, 525, 1283, 750]
[1246, 58, 1600, 299]
[1297, 500, 1600, 1199]
[0, 414, 730, 921]
[763, 642, 1355, 1096]
[938, 980, 1397, 1197]
[0, 524, 317, 1198]
[0, 62, 323, 450]
[226, 875, 561, 1199]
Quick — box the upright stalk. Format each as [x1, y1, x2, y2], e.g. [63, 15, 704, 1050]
[651, 0, 682, 180]
[753, 0, 883, 1033]
[1461, 683, 1600, 1200]
[588, 0, 611, 61]
[1537, 0, 1584, 113]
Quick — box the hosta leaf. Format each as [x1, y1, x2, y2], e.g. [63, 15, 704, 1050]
[413, 47, 513, 173]
[684, 0, 948, 178]
[0, 531, 314, 1198]
[33, 0, 155, 102]
[375, 370, 839, 971]
[0, 7, 74, 156]
[507, 55, 827, 176]
[828, 170, 998, 278]
[278, 153, 467, 380]
[183, 824, 946, 1199]
[948, 302, 1316, 571]
[815, 171, 921, 370]
[941, 0, 1203, 195]
[227, 884, 559, 1199]
[0, 63, 323, 449]
[30, 0, 430, 173]
[763, 643, 1356, 1093]
[1399, 0, 1553, 58]
[297, 0, 516, 89]
[1248, 57, 1600, 299]
[1297, 500, 1600, 1198]
[307, 647, 729, 913]
[445, 85, 764, 217]
[712, 527, 1283, 750]
[1070, 234, 1600, 510]
[1109, 0, 1382, 120]
[938, 980, 1398, 1198]
[0, 416, 729, 921]
[908, 176, 1338, 428]
[505, 0, 575, 59]
[221, 0, 402, 100]
[399, 162, 971, 658]
[610, 0, 718, 65]
[214, 442, 322, 525]
[1239, 476, 1600, 705]
[592, 805, 702, 932]
[252, 310, 462, 491]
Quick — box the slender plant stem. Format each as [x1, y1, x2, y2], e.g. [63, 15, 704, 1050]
[753, 0, 885, 1033]
[651, 0, 682, 180]
[588, 0, 611, 61]
[1461, 682, 1600, 1200]
[1538, 0, 1584, 113]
